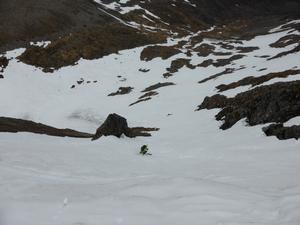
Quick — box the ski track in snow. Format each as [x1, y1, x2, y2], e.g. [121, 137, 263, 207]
[0, 21, 300, 225]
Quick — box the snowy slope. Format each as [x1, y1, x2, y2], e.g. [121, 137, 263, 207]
[0, 20, 300, 225]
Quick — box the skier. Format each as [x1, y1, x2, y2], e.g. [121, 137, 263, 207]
[140, 145, 152, 155]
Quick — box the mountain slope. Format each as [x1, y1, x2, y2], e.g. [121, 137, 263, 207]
[1, 18, 300, 224]
[0, 0, 114, 51]
[0, 1, 300, 225]
[1, 0, 299, 55]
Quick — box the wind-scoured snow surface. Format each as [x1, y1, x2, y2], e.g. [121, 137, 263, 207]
[0, 21, 300, 225]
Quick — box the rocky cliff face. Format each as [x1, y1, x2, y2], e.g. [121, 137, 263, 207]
[0, 0, 114, 51]
[1, 0, 299, 53]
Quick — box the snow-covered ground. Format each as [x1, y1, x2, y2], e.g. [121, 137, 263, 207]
[0, 21, 299, 225]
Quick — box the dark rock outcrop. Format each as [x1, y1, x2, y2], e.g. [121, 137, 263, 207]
[139, 68, 150, 73]
[212, 51, 233, 56]
[139, 91, 159, 99]
[197, 81, 300, 130]
[129, 97, 152, 107]
[0, 117, 93, 138]
[198, 59, 214, 68]
[140, 45, 181, 61]
[268, 44, 300, 60]
[197, 54, 245, 68]
[236, 46, 259, 53]
[197, 94, 228, 110]
[270, 34, 300, 48]
[108, 87, 133, 96]
[216, 69, 300, 92]
[142, 82, 175, 92]
[263, 123, 300, 140]
[198, 68, 235, 84]
[129, 91, 159, 106]
[194, 44, 215, 57]
[213, 54, 245, 67]
[92, 114, 159, 140]
[164, 58, 196, 77]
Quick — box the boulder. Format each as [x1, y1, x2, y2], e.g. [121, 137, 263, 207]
[92, 114, 129, 140]
[92, 114, 159, 140]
